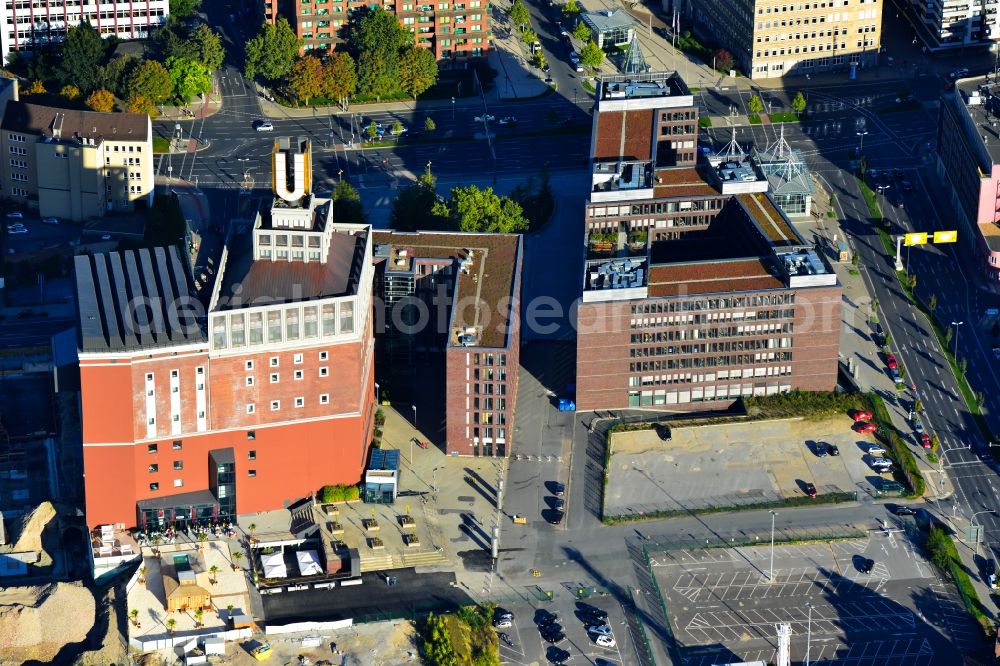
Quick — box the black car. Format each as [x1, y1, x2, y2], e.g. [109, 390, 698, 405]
[495, 608, 513, 621]
[536, 609, 559, 627]
[655, 424, 671, 441]
[551, 482, 565, 496]
[541, 626, 565, 643]
[548, 511, 564, 525]
[861, 558, 875, 574]
[894, 506, 916, 516]
[579, 605, 609, 622]
[552, 497, 565, 510]
[828, 444, 840, 456]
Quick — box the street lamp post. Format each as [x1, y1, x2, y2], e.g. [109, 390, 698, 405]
[950, 321, 964, 358]
[411, 404, 417, 428]
[451, 97, 456, 121]
[856, 130, 869, 156]
[972, 509, 996, 556]
[769, 510, 778, 582]
[805, 603, 813, 666]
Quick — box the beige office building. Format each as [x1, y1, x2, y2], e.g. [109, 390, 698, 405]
[0, 101, 154, 221]
[692, 0, 882, 80]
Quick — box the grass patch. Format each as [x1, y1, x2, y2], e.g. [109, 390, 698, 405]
[677, 32, 712, 61]
[849, 268, 860, 276]
[826, 209, 837, 219]
[422, 606, 499, 666]
[866, 393, 925, 497]
[152, 136, 172, 154]
[925, 525, 994, 635]
[582, 79, 596, 94]
[602, 491, 858, 524]
[768, 111, 801, 123]
[698, 116, 712, 128]
[689, 86, 701, 93]
[857, 176, 883, 223]
[744, 390, 866, 421]
[748, 113, 761, 124]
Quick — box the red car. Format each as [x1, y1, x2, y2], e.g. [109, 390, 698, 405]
[852, 410, 873, 422]
[805, 482, 817, 498]
[854, 421, 878, 433]
[919, 433, 931, 448]
[886, 354, 898, 370]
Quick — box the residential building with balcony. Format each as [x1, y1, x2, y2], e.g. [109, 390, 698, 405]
[0, 0, 168, 58]
[935, 80, 1000, 281]
[0, 100, 154, 220]
[690, 0, 882, 79]
[263, 0, 490, 60]
[76, 137, 376, 530]
[894, 0, 1000, 50]
[372, 231, 522, 456]
[576, 73, 841, 410]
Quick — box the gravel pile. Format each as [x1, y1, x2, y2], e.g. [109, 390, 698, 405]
[0, 582, 95, 664]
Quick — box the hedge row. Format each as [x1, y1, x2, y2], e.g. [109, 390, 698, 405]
[601, 491, 857, 525]
[744, 390, 866, 421]
[319, 484, 360, 503]
[865, 393, 926, 498]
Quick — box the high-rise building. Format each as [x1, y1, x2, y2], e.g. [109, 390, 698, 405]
[895, 0, 999, 50]
[0, 0, 168, 58]
[372, 231, 522, 456]
[263, 0, 490, 60]
[0, 100, 155, 220]
[576, 73, 841, 410]
[76, 137, 376, 530]
[690, 0, 882, 79]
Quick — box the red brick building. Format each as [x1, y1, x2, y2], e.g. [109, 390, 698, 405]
[372, 232, 522, 456]
[76, 138, 376, 530]
[264, 0, 490, 60]
[576, 73, 841, 411]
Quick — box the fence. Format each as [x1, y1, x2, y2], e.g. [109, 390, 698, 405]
[128, 627, 252, 652]
[603, 491, 859, 524]
[642, 525, 869, 554]
[265, 619, 353, 635]
[626, 587, 657, 666]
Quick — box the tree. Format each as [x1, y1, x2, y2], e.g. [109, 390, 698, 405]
[129, 609, 140, 627]
[747, 94, 764, 115]
[127, 94, 157, 116]
[442, 185, 528, 233]
[58, 20, 108, 92]
[928, 293, 937, 311]
[424, 116, 436, 132]
[98, 55, 139, 98]
[197, 531, 209, 550]
[357, 50, 397, 100]
[288, 55, 324, 105]
[579, 40, 603, 70]
[331, 179, 367, 226]
[165, 617, 177, 634]
[791, 91, 807, 114]
[366, 121, 379, 140]
[60, 84, 81, 101]
[209, 564, 220, 584]
[85, 88, 115, 113]
[168, 0, 201, 21]
[913, 398, 923, 413]
[509, 0, 530, 30]
[522, 28, 538, 46]
[188, 24, 225, 72]
[398, 46, 438, 98]
[193, 608, 204, 627]
[562, 0, 581, 16]
[391, 163, 445, 231]
[232, 550, 244, 571]
[322, 52, 357, 110]
[531, 50, 548, 70]
[392, 120, 404, 136]
[167, 56, 212, 104]
[712, 48, 734, 72]
[959, 357, 968, 374]
[572, 21, 591, 42]
[127, 59, 173, 105]
[244, 17, 302, 80]
[25, 79, 45, 95]
[945, 326, 954, 345]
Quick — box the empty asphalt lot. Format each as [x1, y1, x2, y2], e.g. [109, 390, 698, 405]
[649, 532, 988, 665]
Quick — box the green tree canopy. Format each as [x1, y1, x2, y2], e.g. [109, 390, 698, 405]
[127, 59, 174, 105]
[747, 94, 764, 114]
[563, 0, 581, 16]
[357, 50, 398, 100]
[331, 180, 367, 226]
[391, 164, 446, 231]
[322, 52, 357, 108]
[168, 0, 201, 21]
[572, 21, 591, 42]
[166, 56, 212, 103]
[579, 40, 603, 70]
[288, 55, 324, 104]
[98, 55, 139, 98]
[442, 185, 528, 233]
[188, 24, 225, 72]
[346, 6, 412, 58]
[509, 0, 530, 29]
[398, 46, 438, 98]
[791, 91, 807, 114]
[244, 17, 301, 80]
[58, 20, 109, 92]
[522, 28, 538, 45]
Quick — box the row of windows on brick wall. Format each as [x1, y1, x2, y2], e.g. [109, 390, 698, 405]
[246, 394, 329, 413]
[149, 470, 256, 492]
[246, 367, 328, 385]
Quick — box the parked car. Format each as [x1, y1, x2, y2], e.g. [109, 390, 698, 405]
[828, 444, 840, 456]
[890, 368, 903, 384]
[552, 497, 565, 510]
[251, 643, 273, 661]
[852, 410, 873, 422]
[498, 116, 517, 125]
[7, 226, 27, 234]
[860, 558, 875, 574]
[587, 624, 613, 637]
[5, 211, 23, 219]
[473, 114, 495, 123]
[536, 610, 559, 626]
[919, 433, 932, 448]
[854, 421, 878, 434]
[254, 120, 274, 132]
[815, 444, 828, 458]
[42, 217, 59, 225]
[886, 353, 898, 370]
[594, 634, 617, 648]
[913, 420, 924, 435]
[894, 506, 916, 516]
[804, 482, 817, 498]
[389, 125, 408, 136]
[493, 617, 513, 629]
[950, 67, 970, 79]
[551, 482, 565, 497]
[547, 511, 564, 526]
[895, 94, 915, 104]
[541, 626, 565, 643]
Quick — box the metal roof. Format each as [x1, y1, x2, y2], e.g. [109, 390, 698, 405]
[369, 448, 400, 471]
[582, 8, 633, 32]
[74, 246, 206, 353]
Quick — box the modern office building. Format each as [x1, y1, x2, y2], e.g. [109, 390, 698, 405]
[264, 0, 490, 60]
[935, 81, 1000, 282]
[690, 0, 882, 79]
[576, 73, 841, 411]
[0, 100, 154, 220]
[372, 231, 522, 456]
[894, 0, 999, 50]
[579, 9, 635, 49]
[0, 0, 168, 58]
[76, 137, 376, 530]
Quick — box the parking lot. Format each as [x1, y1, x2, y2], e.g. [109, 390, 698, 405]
[497, 595, 637, 666]
[650, 532, 985, 665]
[604, 417, 892, 516]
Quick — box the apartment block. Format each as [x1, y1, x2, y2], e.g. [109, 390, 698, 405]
[576, 73, 841, 411]
[0, 0, 168, 58]
[895, 0, 1000, 50]
[264, 0, 490, 60]
[76, 137, 376, 530]
[0, 101, 154, 220]
[372, 231, 522, 457]
[691, 0, 882, 79]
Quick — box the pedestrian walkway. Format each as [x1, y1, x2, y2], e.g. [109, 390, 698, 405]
[488, 2, 552, 100]
[155, 79, 223, 121]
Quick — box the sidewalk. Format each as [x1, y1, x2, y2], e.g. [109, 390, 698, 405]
[488, 3, 552, 100]
[155, 80, 224, 121]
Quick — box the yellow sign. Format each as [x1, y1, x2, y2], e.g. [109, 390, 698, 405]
[933, 230, 958, 243]
[904, 232, 928, 246]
